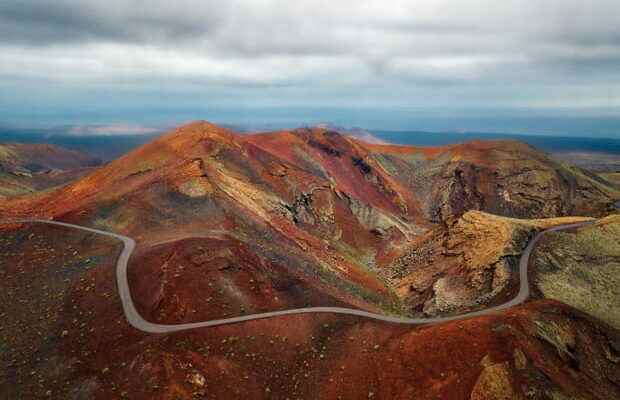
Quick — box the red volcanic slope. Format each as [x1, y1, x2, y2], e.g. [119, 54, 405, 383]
[1, 121, 619, 399]
[2, 121, 614, 221]
[0, 121, 616, 318]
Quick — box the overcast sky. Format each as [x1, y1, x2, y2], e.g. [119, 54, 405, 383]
[1, 0, 619, 136]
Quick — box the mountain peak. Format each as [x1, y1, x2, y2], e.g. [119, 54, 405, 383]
[167, 120, 233, 140]
[149, 120, 238, 154]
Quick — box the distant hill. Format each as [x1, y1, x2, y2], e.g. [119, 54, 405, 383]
[0, 127, 160, 161]
[3, 125, 620, 164]
[373, 130, 620, 155]
[0, 143, 101, 198]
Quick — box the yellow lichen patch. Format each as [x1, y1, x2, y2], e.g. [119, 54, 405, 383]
[471, 357, 519, 400]
[513, 348, 527, 370]
[178, 177, 213, 198]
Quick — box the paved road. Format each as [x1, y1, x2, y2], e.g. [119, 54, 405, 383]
[1, 218, 594, 334]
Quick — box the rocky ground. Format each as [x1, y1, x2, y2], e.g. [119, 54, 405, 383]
[383, 211, 592, 316]
[0, 223, 121, 399]
[1, 121, 619, 399]
[2, 230, 618, 400]
[1, 222, 619, 400]
[367, 141, 618, 222]
[2, 122, 616, 317]
[128, 236, 353, 324]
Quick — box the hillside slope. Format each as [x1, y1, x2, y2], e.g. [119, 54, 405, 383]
[384, 211, 592, 316]
[0, 121, 617, 317]
[364, 139, 618, 221]
[533, 215, 620, 330]
[0, 143, 101, 198]
[1, 221, 618, 400]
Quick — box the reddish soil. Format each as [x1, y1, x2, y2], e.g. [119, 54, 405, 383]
[1, 121, 619, 399]
[3, 225, 618, 400]
[128, 236, 353, 324]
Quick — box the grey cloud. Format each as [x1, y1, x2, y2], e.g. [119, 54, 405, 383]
[0, 0, 619, 116]
[3, 0, 620, 64]
[0, 0, 222, 45]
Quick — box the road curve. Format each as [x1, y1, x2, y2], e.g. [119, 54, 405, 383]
[1, 218, 594, 334]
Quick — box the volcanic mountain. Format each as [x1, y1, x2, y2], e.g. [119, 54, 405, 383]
[1, 121, 618, 317]
[1, 121, 620, 399]
[0, 142, 101, 198]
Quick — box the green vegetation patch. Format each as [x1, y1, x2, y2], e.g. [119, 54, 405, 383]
[534, 216, 620, 330]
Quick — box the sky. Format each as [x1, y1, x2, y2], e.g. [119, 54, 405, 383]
[1, 0, 619, 137]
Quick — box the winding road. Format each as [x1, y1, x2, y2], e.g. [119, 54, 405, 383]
[1, 218, 594, 334]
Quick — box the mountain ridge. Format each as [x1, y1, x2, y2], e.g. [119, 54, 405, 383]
[2, 120, 620, 399]
[1, 120, 617, 317]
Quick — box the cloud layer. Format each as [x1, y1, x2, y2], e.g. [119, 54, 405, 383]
[1, 0, 619, 128]
[67, 123, 160, 136]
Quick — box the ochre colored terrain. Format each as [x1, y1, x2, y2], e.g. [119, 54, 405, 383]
[385, 211, 593, 316]
[1, 121, 619, 399]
